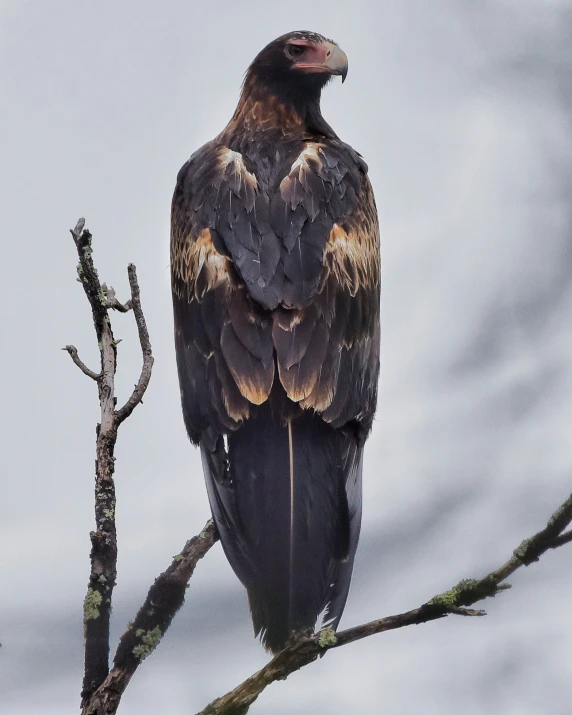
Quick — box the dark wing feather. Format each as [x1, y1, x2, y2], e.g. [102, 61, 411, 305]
[275, 166, 381, 436]
[171, 145, 277, 441]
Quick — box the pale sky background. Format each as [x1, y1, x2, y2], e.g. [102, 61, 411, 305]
[1, 1, 571, 713]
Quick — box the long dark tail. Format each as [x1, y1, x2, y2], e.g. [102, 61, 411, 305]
[200, 403, 362, 653]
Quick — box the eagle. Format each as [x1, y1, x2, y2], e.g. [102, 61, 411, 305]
[171, 31, 380, 653]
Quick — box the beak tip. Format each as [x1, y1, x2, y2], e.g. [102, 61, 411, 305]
[324, 41, 348, 84]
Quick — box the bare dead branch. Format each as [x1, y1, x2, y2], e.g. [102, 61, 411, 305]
[101, 283, 132, 313]
[115, 264, 154, 424]
[81, 521, 218, 715]
[62, 345, 101, 380]
[196, 492, 572, 715]
[65, 218, 154, 707]
[71, 217, 86, 244]
[70, 219, 120, 703]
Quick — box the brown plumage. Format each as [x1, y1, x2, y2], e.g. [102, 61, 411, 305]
[171, 31, 380, 653]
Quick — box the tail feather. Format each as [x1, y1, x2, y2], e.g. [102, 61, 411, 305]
[323, 452, 363, 630]
[201, 403, 362, 653]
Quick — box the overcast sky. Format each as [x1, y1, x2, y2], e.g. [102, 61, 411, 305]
[1, 1, 571, 713]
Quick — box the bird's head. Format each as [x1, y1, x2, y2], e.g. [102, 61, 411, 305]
[231, 32, 348, 136]
[244, 31, 348, 102]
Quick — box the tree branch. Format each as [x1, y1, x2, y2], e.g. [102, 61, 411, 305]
[196, 492, 572, 715]
[546, 529, 572, 549]
[63, 345, 101, 380]
[81, 520, 218, 715]
[102, 283, 132, 313]
[115, 264, 154, 425]
[66, 218, 155, 706]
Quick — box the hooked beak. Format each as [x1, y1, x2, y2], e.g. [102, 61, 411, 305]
[323, 41, 348, 82]
[295, 41, 349, 83]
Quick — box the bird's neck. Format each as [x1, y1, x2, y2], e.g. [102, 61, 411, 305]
[224, 76, 336, 139]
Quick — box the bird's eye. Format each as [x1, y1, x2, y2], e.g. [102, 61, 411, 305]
[288, 44, 305, 59]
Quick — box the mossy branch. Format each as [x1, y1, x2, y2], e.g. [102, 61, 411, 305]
[196, 493, 572, 715]
[81, 521, 218, 715]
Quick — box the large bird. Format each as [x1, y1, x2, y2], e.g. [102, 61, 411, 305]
[171, 31, 380, 653]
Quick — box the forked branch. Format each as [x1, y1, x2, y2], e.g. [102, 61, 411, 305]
[65, 218, 155, 706]
[81, 521, 218, 715]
